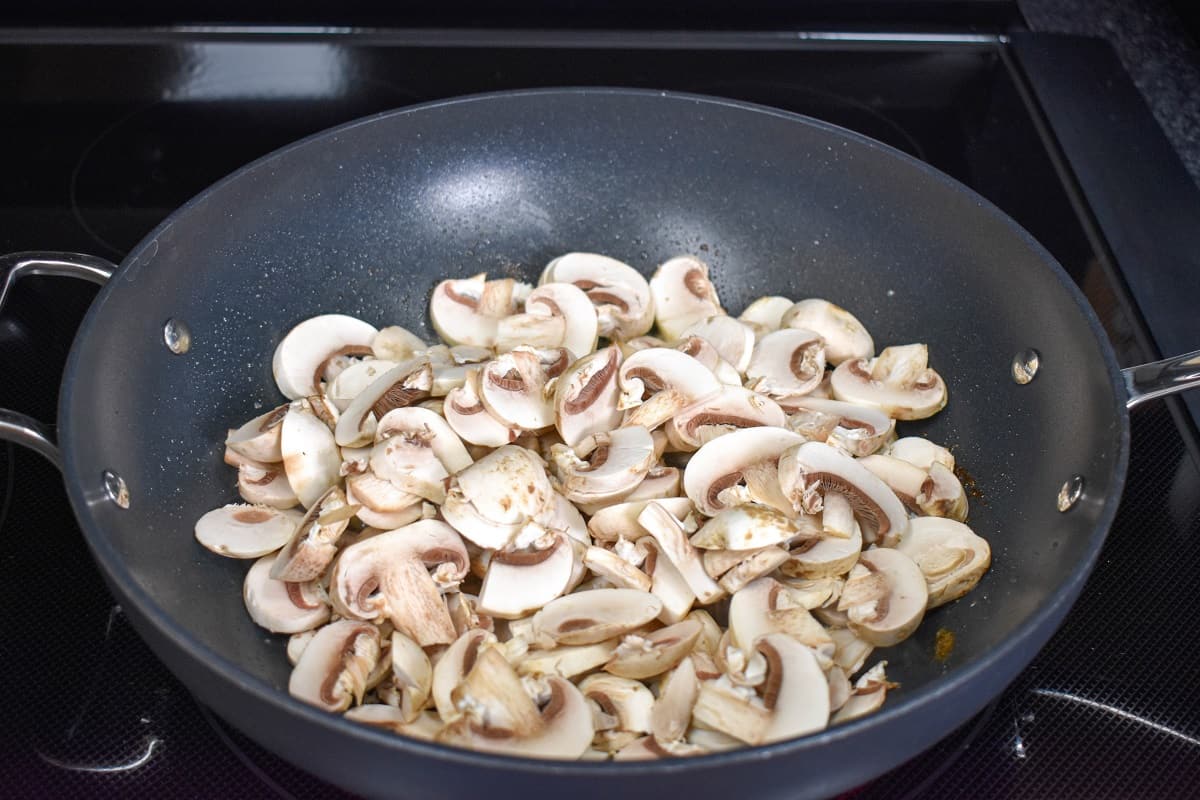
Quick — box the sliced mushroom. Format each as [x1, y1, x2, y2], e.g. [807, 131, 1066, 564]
[432, 629, 497, 721]
[329, 521, 468, 646]
[430, 346, 492, 398]
[681, 315, 755, 373]
[194, 504, 303, 559]
[780, 299, 872, 365]
[827, 665, 852, 713]
[858, 453, 928, 512]
[674, 335, 743, 386]
[586, 496, 694, 543]
[683, 426, 806, 516]
[840, 548, 927, 647]
[717, 547, 791, 594]
[270, 486, 352, 580]
[830, 343, 947, 420]
[690, 676, 772, 744]
[613, 736, 706, 760]
[617, 348, 722, 431]
[832, 661, 893, 723]
[685, 727, 746, 753]
[583, 546, 652, 591]
[444, 368, 520, 447]
[478, 348, 556, 431]
[272, 314, 378, 400]
[287, 630, 316, 666]
[226, 449, 301, 509]
[243, 554, 330, 633]
[887, 436, 955, 471]
[441, 445, 556, 549]
[650, 256, 724, 340]
[663, 386, 785, 452]
[334, 357, 433, 447]
[550, 425, 656, 505]
[345, 706, 443, 740]
[637, 502, 724, 604]
[554, 346, 623, 448]
[502, 282, 599, 358]
[288, 619, 381, 712]
[518, 640, 620, 679]
[775, 575, 844, 610]
[778, 521, 863, 580]
[745, 328, 826, 401]
[727, 577, 833, 656]
[344, 475, 422, 529]
[821, 491, 855, 539]
[690, 505, 808, 551]
[580, 674, 655, 734]
[369, 406, 472, 502]
[894, 517, 990, 607]
[387, 630, 434, 722]
[917, 462, 969, 522]
[281, 399, 343, 508]
[478, 532, 575, 618]
[371, 325, 427, 361]
[754, 633, 832, 742]
[430, 274, 529, 348]
[605, 619, 702, 680]
[225, 404, 288, 462]
[778, 441, 909, 546]
[326, 359, 398, 411]
[533, 589, 663, 647]
[651, 656, 699, 742]
[785, 397, 894, 457]
[541, 252, 655, 340]
[738, 295, 794, 334]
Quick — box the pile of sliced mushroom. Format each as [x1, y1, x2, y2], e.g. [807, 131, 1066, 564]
[197, 252, 991, 760]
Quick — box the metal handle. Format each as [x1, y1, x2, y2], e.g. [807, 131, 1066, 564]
[1123, 350, 1200, 409]
[0, 252, 117, 470]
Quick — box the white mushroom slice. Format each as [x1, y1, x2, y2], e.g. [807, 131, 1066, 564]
[840, 548, 927, 647]
[703, 547, 766, 580]
[887, 436, 955, 471]
[686, 727, 746, 753]
[614, 736, 706, 760]
[738, 295, 794, 333]
[541, 252, 654, 340]
[287, 630, 316, 666]
[827, 665, 852, 713]
[587, 496, 694, 543]
[478, 533, 575, 618]
[345, 706, 443, 740]
[226, 451, 301, 509]
[288, 619, 380, 712]
[745, 328, 826, 400]
[270, 486, 352, 581]
[225, 404, 288, 462]
[778, 441, 909, 547]
[830, 344, 948, 420]
[754, 633, 833, 742]
[388, 630, 434, 722]
[615, 466, 681, 507]
[550, 426, 656, 505]
[478, 348, 556, 431]
[334, 357, 433, 447]
[605, 619, 702, 680]
[683, 426, 806, 516]
[663, 386, 785, 452]
[649, 256, 724, 340]
[821, 491, 855, 539]
[495, 313, 567, 352]
[580, 675, 655, 734]
[894, 517, 991, 607]
[690, 505, 806, 551]
[191, 501, 295, 563]
[281, 400, 342, 508]
[432, 629, 497, 721]
[718, 547, 791, 594]
[441, 445, 556, 549]
[517, 282, 599, 357]
[329, 521, 469, 646]
[326, 359, 398, 412]
[827, 627, 874, 675]
[444, 369, 520, 448]
[681, 315, 755, 373]
[832, 661, 893, 723]
[675, 335, 743, 386]
[775, 575, 843, 610]
[371, 325, 427, 361]
[344, 476, 421, 527]
[858, 453, 928, 512]
[430, 274, 529, 347]
[917, 462, 969, 522]
[369, 407, 472, 502]
[728, 577, 833, 655]
[243, 554, 329, 633]
[651, 656, 700, 742]
[779, 521, 863, 580]
[518, 640, 619, 679]
[780, 299, 872, 365]
[272, 314, 378, 400]
[617, 348, 722, 431]
[533, 589, 663, 646]
[638, 502, 724, 604]
[691, 677, 771, 744]
[554, 346, 623, 449]
[785, 398, 895, 457]
[583, 546, 652, 591]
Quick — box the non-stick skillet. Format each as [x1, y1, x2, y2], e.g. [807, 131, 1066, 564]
[2, 89, 1198, 800]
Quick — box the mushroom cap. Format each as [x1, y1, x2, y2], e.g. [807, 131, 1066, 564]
[430, 274, 527, 347]
[533, 588, 663, 646]
[663, 386, 785, 451]
[243, 554, 330, 633]
[830, 344, 948, 421]
[479, 348, 556, 431]
[325, 359, 398, 412]
[778, 441, 910, 546]
[281, 400, 343, 508]
[541, 252, 655, 339]
[683, 426, 806, 516]
[745, 328, 827, 400]
[444, 369, 520, 448]
[288, 619, 381, 712]
[887, 436, 956, 471]
[843, 548, 928, 647]
[579, 674, 655, 734]
[756, 633, 831, 743]
[681, 315, 756, 373]
[894, 517, 990, 608]
[194, 504, 303, 558]
[690, 505, 806, 551]
[784, 397, 895, 458]
[738, 295, 794, 333]
[524, 282, 600, 357]
[780, 299, 872, 365]
[550, 425, 657, 505]
[225, 404, 288, 462]
[605, 619, 702, 680]
[779, 520, 864, 579]
[371, 325, 427, 361]
[441, 445, 556, 549]
[334, 357, 433, 447]
[272, 314, 378, 400]
[478, 533, 576, 618]
[650, 256, 724, 340]
[554, 346, 623, 449]
[617, 348, 722, 431]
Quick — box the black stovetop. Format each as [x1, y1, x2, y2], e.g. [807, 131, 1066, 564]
[2, 28, 1199, 800]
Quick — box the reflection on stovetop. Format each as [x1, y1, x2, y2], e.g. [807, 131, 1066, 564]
[2, 34, 1199, 799]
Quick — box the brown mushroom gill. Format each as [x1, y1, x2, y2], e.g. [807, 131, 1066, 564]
[683, 268, 712, 301]
[313, 344, 375, 390]
[803, 472, 891, 540]
[789, 343, 823, 381]
[563, 349, 619, 414]
[319, 623, 376, 706]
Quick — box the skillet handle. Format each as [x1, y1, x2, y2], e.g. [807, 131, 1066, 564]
[1123, 350, 1200, 409]
[0, 252, 117, 471]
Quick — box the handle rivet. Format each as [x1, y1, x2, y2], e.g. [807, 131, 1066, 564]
[163, 319, 192, 355]
[1057, 475, 1084, 512]
[102, 470, 130, 509]
[1012, 349, 1040, 384]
